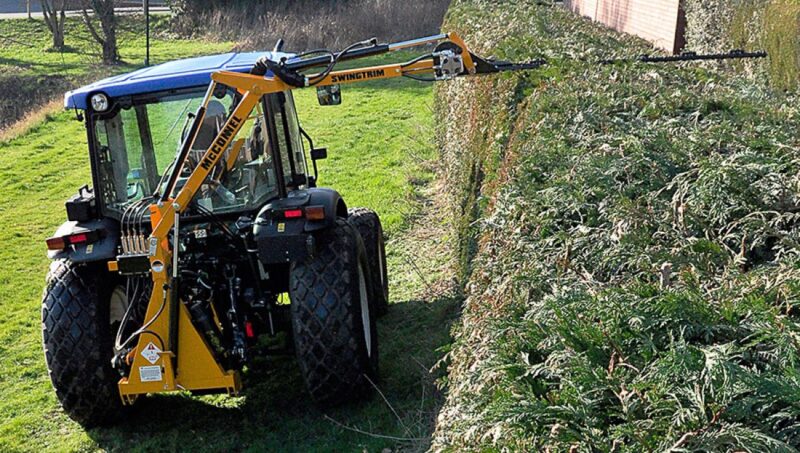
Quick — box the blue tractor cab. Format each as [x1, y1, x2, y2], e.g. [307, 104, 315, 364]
[59, 50, 336, 229]
[65, 51, 291, 110]
[50, 48, 349, 271]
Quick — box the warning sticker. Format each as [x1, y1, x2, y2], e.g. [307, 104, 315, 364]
[139, 365, 162, 382]
[140, 342, 162, 364]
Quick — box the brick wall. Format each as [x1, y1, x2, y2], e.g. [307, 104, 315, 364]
[564, 0, 685, 53]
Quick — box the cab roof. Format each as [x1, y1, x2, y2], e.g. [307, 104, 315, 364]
[65, 51, 294, 110]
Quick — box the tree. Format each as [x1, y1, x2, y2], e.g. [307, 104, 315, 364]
[81, 0, 119, 64]
[40, 0, 67, 50]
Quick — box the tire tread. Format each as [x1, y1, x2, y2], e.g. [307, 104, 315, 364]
[290, 218, 377, 405]
[42, 260, 123, 427]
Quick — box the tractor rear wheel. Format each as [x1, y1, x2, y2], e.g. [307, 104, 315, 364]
[348, 208, 389, 316]
[41, 259, 126, 427]
[289, 218, 378, 405]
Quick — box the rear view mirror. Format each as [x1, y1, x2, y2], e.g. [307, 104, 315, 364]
[316, 85, 341, 106]
[310, 148, 327, 160]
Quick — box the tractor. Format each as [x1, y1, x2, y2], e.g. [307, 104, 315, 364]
[41, 31, 764, 427]
[40, 33, 541, 427]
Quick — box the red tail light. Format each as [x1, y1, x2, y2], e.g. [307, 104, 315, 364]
[283, 209, 303, 219]
[69, 233, 88, 244]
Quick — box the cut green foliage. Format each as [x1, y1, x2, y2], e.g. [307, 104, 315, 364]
[434, 1, 800, 450]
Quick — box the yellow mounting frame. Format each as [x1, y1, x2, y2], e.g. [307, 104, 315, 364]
[115, 32, 478, 403]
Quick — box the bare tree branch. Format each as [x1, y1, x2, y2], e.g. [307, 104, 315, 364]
[79, 0, 119, 63]
[41, 0, 54, 33]
[80, 7, 104, 45]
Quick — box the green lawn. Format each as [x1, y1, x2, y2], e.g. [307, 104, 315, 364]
[0, 15, 233, 78]
[0, 50, 456, 451]
[0, 15, 235, 130]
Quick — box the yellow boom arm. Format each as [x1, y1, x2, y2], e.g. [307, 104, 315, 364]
[116, 32, 536, 401]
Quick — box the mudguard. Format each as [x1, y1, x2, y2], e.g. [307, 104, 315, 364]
[253, 188, 347, 264]
[47, 218, 120, 264]
[305, 187, 348, 231]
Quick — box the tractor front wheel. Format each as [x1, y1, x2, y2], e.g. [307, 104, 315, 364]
[289, 218, 378, 405]
[41, 259, 127, 427]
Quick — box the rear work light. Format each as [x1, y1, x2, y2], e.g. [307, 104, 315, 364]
[45, 231, 100, 251]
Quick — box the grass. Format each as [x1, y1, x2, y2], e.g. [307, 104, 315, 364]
[295, 71, 435, 235]
[0, 15, 232, 77]
[0, 51, 458, 450]
[434, 1, 800, 450]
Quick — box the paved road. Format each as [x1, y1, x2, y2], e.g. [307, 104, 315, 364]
[0, 7, 169, 19]
[0, 1, 167, 18]
[0, 0, 40, 13]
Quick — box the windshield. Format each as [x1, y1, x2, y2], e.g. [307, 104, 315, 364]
[93, 87, 279, 215]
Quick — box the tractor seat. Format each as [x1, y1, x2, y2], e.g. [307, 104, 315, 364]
[184, 100, 228, 176]
[192, 100, 227, 151]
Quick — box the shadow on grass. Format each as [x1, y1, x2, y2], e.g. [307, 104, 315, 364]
[86, 294, 461, 452]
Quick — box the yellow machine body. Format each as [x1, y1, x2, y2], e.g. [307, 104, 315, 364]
[113, 32, 480, 402]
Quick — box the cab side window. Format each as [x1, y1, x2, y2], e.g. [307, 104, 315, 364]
[266, 92, 307, 189]
[283, 93, 307, 177]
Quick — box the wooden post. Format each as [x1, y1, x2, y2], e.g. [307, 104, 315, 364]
[27, 0, 31, 19]
[673, 1, 687, 54]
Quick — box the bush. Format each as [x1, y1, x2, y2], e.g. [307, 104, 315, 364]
[433, 1, 800, 450]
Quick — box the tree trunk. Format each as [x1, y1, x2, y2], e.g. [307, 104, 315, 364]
[53, 28, 64, 49]
[41, 0, 67, 50]
[100, 5, 117, 64]
[55, 8, 65, 48]
[81, 0, 119, 64]
[101, 35, 117, 63]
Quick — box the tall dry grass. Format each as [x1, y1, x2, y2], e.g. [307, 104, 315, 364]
[684, 0, 800, 92]
[0, 99, 63, 143]
[169, 0, 452, 51]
